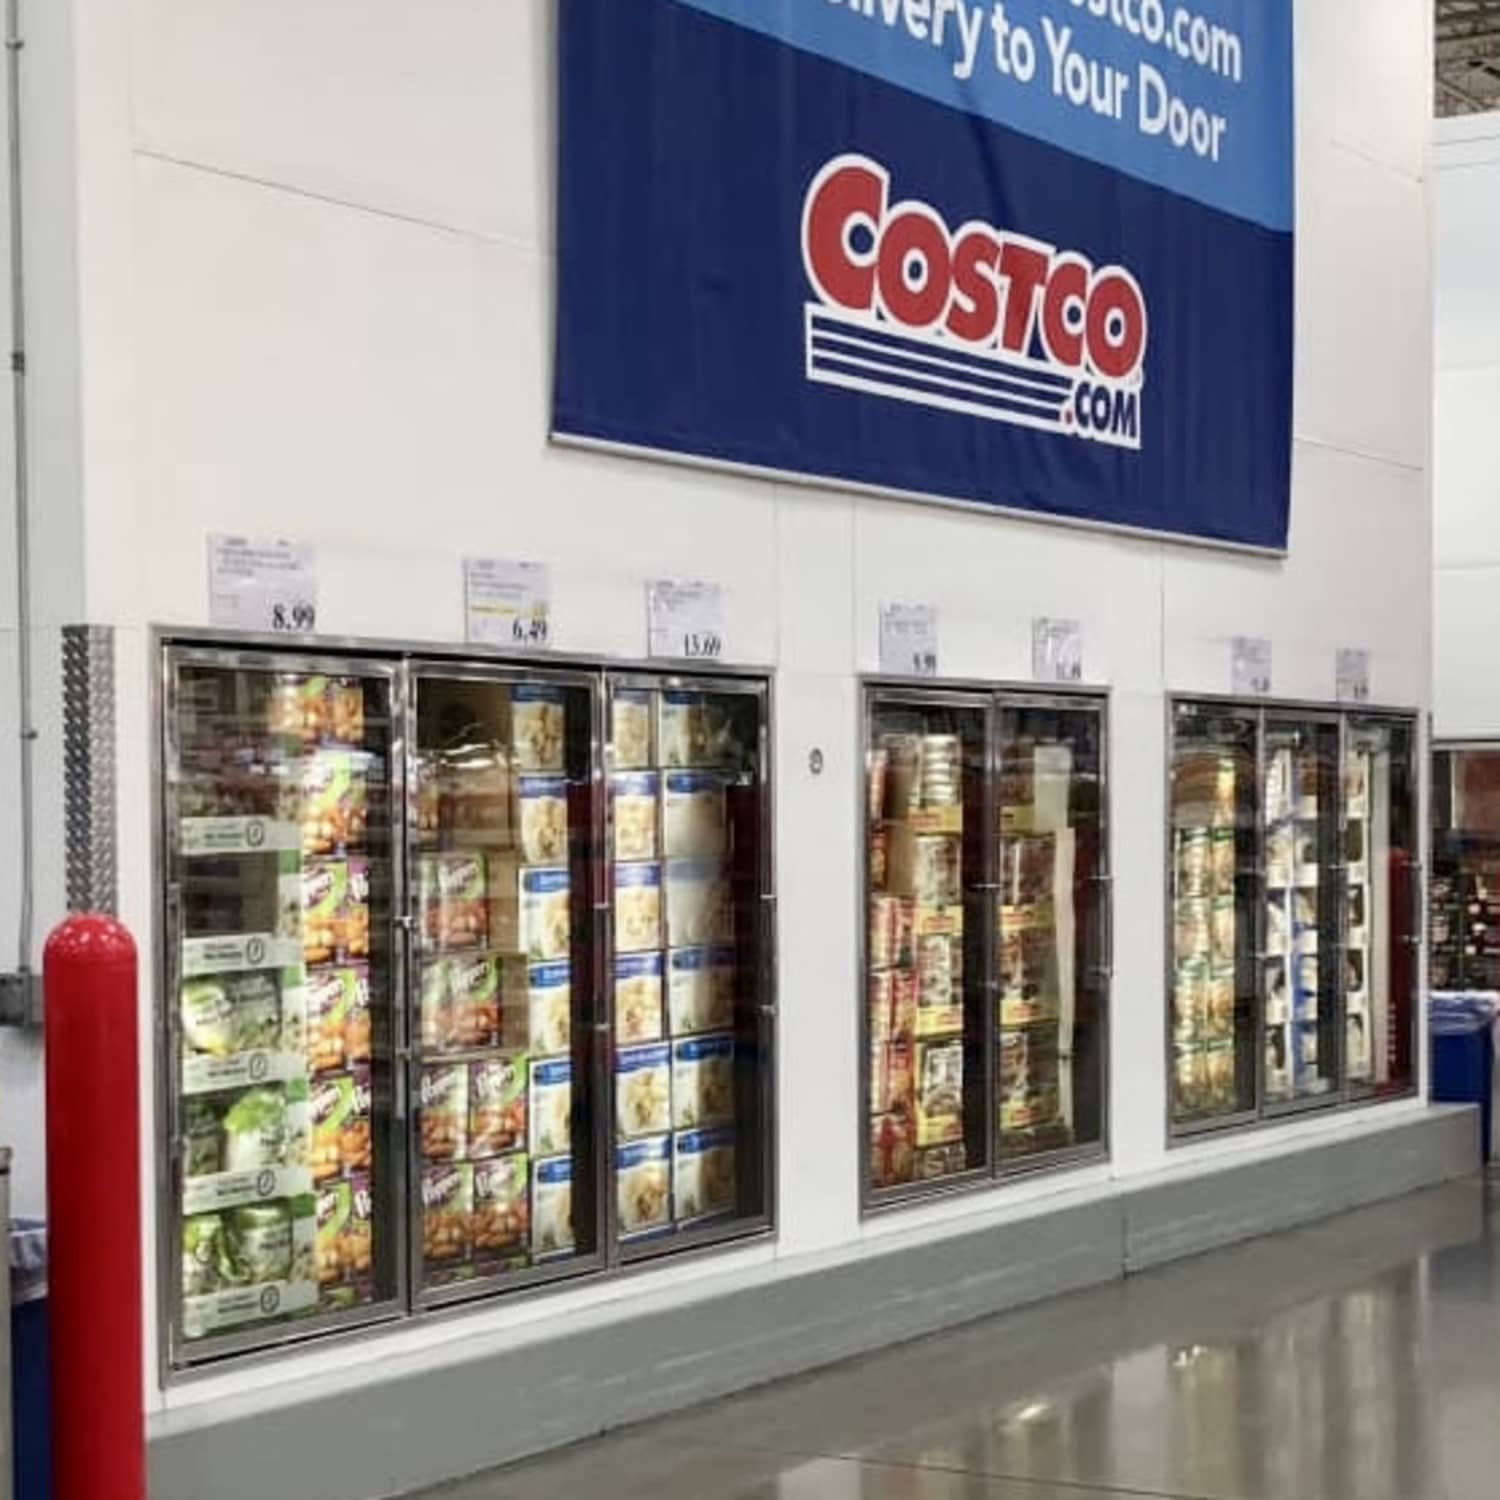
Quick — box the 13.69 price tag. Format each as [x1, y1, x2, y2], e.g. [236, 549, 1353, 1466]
[647, 579, 726, 663]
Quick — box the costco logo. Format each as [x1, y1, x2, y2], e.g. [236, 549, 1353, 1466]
[801, 155, 1147, 449]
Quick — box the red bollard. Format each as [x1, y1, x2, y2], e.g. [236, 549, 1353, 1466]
[44, 915, 146, 1500]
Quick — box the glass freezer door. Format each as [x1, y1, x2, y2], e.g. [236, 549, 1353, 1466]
[165, 655, 402, 1364]
[606, 678, 773, 1253]
[1346, 717, 1418, 1099]
[1168, 702, 1258, 1129]
[1261, 716, 1342, 1109]
[864, 693, 989, 1197]
[408, 671, 601, 1300]
[996, 699, 1107, 1164]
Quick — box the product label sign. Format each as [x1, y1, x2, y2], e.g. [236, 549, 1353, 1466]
[879, 603, 939, 677]
[647, 579, 726, 662]
[1031, 618, 1084, 683]
[465, 558, 553, 650]
[1231, 635, 1272, 697]
[1336, 647, 1370, 705]
[208, 536, 318, 635]
[181, 933, 302, 978]
[181, 816, 300, 859]
[555, 0, 1293, 550]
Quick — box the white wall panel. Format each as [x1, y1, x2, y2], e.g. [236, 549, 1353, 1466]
[1294, 137, 1430, 470]
[129, 0, 553, 252]
[1164, 441, 1430, 707]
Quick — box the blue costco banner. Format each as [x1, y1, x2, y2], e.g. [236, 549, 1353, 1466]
[554, 0, 1294, 551]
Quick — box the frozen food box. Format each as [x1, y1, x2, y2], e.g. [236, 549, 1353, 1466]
[473, 1154, 530, 1258]
[673, 1128, 736, 1223]
[869, 1112, 915, 1188]
[220, 1082, 310, 1174]
[306, 965, 371, 1075]
[667, 946, 736, 1036]
[660, 692, 710, 769]
[612, 772, 660, 862]
[469, 1054, 528, 1159]
[611, 689, 654, 771]
[870, 1038, 915, 1117]
[309, 1066, 372, 1184]
[615, 951, 664, 1043]
[511, 685, 566, 773]
[516, 775, 569, 866]
[443, 750, 513, 848]
[180, 972, 283, 1060]
[269, 674, 331, 747]
[532, 1155, 575, 1258]
[914, 1038, 963, 1147]
[613, 861, 662, 953]
[315, 1171, 373, 1290]
[520, 867, 571, 962]
[530, 1056, 573, 1159]
[671, 1033, 735, 1131]
[417, 852, 489, 953]
[616, 1134, 672, 1237]
[516, 960, 571, 1055]
[615, 1041, 672, 1139]
[419, 1062, 468, 1161]
[418, 958, 452, 1052]
[447, 952, 501, 1050]
[421, 1161, 474, 1267]
[300, 860, 349, 967]
[662, 772, 727, 859]
[664, 858, 733, 948]
[299, 749, 368, 857]
[345, 856, 370, 960]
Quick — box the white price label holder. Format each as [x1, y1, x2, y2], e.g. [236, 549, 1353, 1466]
[647, 579, 725, 662]
[1336, 648, 1371, 705]
[465, 558, 553, 649]
[1031, 618, 1083, 683]
[1231, 636, 1273, 697]
[208, 536, 318, 635]
[879, 604, 939, 677]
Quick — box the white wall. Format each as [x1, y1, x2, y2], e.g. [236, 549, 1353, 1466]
[1434, 112, 1500, 738]
[36, 0, 1435, 1413]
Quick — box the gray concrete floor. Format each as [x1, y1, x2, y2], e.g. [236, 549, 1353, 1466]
[415, 1175, 1499, 1499]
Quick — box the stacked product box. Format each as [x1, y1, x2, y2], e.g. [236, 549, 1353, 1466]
[611, 689, 741, 1237]
[867, 730, 965, 1188]
[415, 682, 576, 1285]
[1262, 743, 1327, 1101]
[1343, 747, 1374, 1083]
[1170, 751, 1239, 1120]
[178, 673, 377, 1339]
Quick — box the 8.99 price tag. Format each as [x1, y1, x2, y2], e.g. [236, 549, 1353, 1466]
[209, 536, 319, 637]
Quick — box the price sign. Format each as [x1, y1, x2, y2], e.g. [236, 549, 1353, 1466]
[1336, 647, 1371, 705]
[465, 558, 553, 650]
[208, 536, 318, 636]
[1231, 636, 1273, 697]
[879, 603, 939, 677]
[647, 579, 726, 662]
[1031, 618, 1084, 683]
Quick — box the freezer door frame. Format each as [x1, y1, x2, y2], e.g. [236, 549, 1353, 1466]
[402, 658, 610, 1312]
[156, 642, 409, 1378]
[605, 670, 778, 1267]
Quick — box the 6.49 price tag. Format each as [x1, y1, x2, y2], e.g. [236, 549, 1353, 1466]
[466, 558, 553, 651]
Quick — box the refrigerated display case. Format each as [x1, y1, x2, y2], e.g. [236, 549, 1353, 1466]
[862, 683, 1109, 1208]
[1167, 698, 1419, 1138]
[158, 638, 774, 1373]
[1431, 745, 1500, 993]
